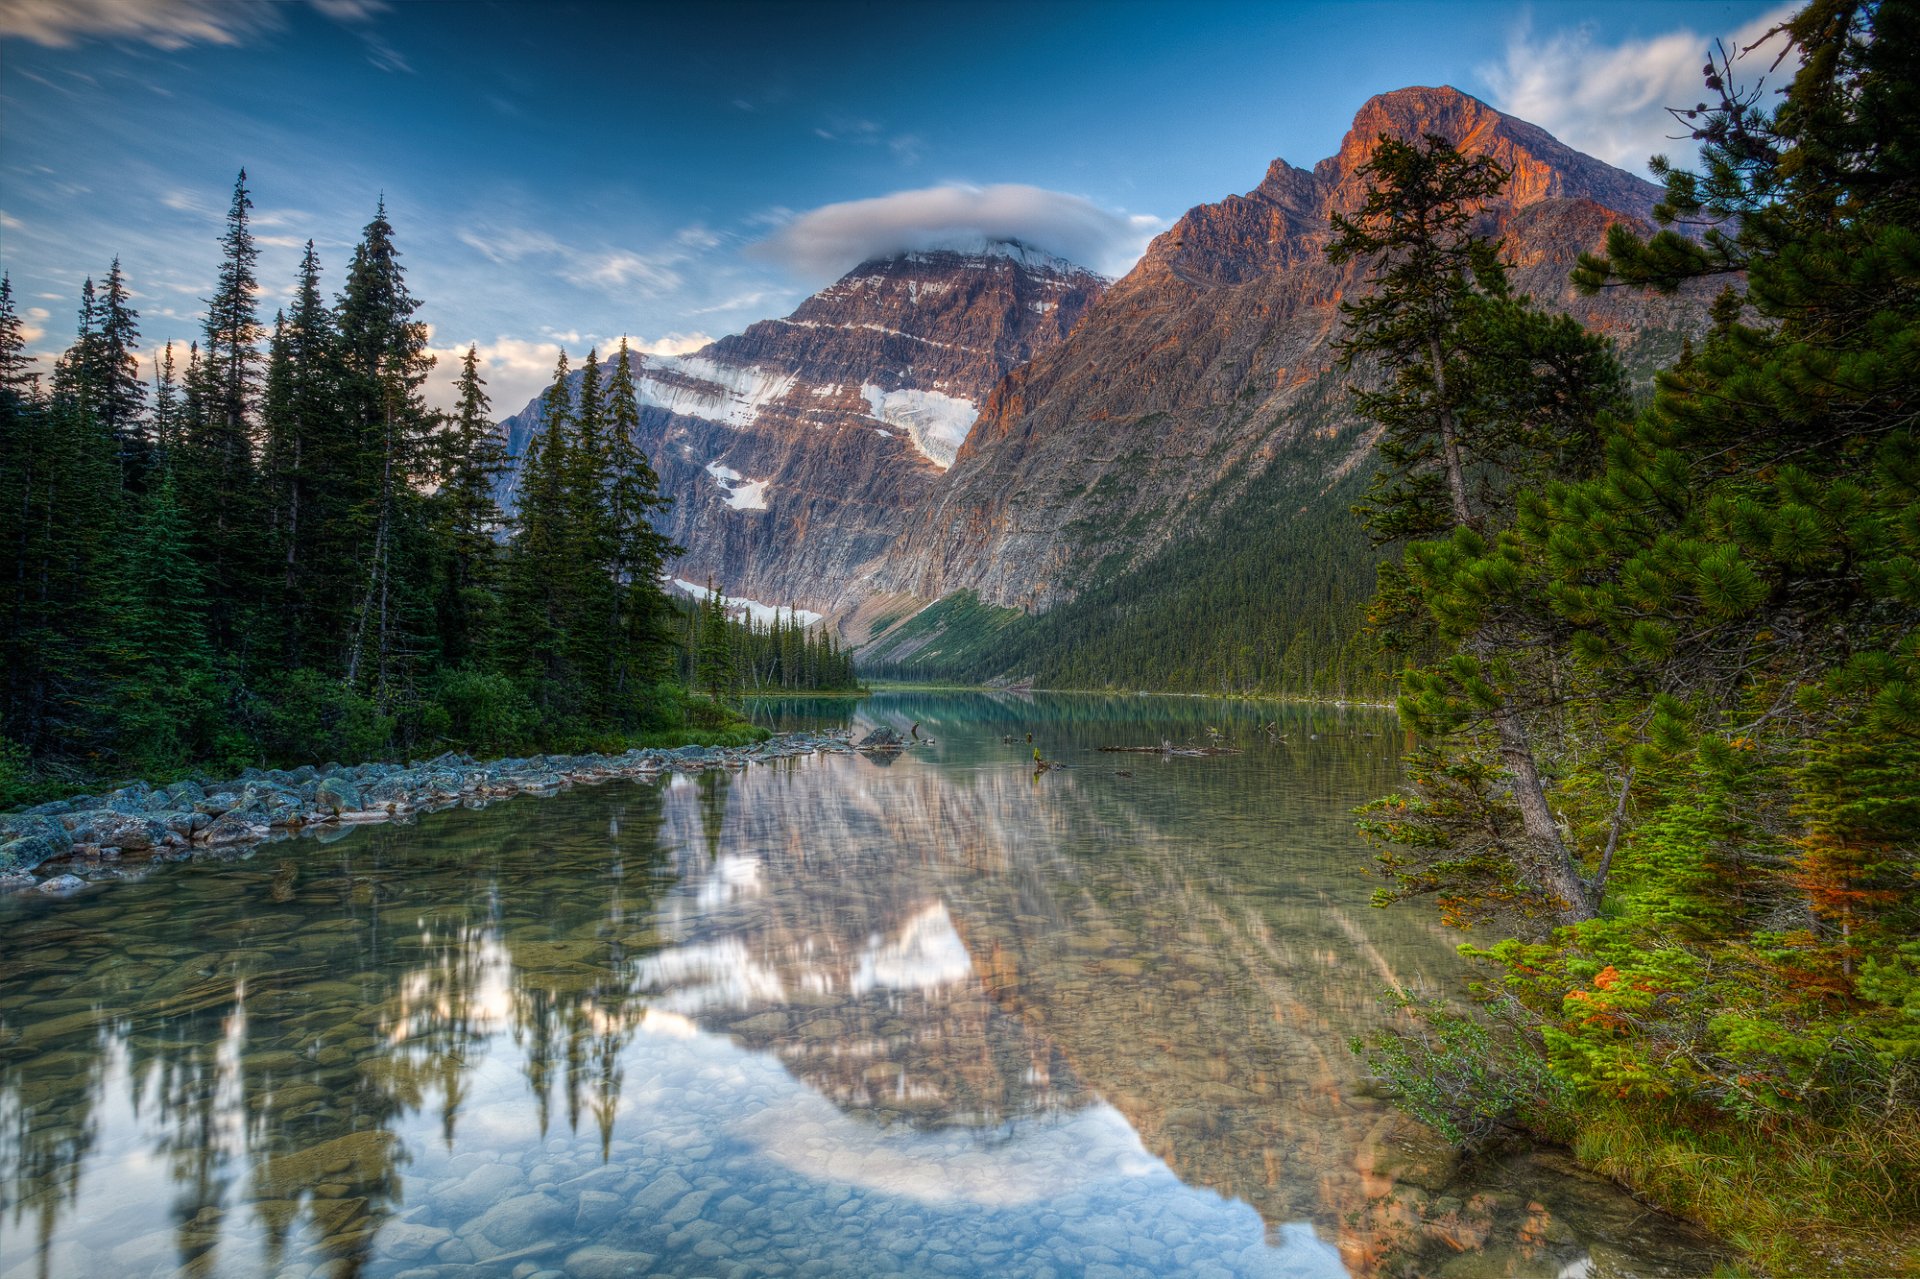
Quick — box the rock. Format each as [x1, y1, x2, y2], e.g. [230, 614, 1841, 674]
[378, 1221, 452, 1262]
[65, 811, 165, 851]
[36, 873, 86, 894]
[435, 1162, 527, 1220]
[462, 1190, 561, 1250]
[574, 1190, 622, 1232]
[314, 778, 362, 814]
[857, 726, 904, 749]
[627, 1169, 692, 1216]
[201, 810, 267, 845]
[562, 1246, 659, 1279]
[0, 832, 67, 875]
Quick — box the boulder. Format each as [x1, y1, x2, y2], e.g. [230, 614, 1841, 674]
[314, 777, 362, 815]
[0, 832, 67, 875]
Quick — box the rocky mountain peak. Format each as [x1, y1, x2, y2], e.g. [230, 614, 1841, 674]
[1318, 85, 1660, 219]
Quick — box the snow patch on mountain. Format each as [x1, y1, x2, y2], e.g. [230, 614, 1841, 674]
[861, 384, 978, 469]
[705, 462, 770, 511]
[636, 356, 798, 430]
[671, 579, 822, 627]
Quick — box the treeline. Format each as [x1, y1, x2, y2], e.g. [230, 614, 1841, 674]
[1343, 3, 1920, 1271]
[0, 170, 748, 802]
[674, 588, 860, 696]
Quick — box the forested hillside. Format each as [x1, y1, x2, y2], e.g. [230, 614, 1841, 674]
[860, 421, 1388, 698]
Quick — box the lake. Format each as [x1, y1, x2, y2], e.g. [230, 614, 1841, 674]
[0, 691, 1722, 1278]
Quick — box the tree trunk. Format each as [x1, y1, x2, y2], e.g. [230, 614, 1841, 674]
[1428, 335, 1473, 527]
[1437, 334, 1593, 921]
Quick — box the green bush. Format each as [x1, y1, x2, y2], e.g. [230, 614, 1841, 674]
[254, 669, 394, 767]
[421, 667, 537, 756]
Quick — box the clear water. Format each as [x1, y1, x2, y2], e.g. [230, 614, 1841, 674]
[0, 692, 1723, 1279]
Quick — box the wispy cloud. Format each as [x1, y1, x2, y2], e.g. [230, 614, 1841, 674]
[1482, 5, 1798, 174]
[460, 223, 722, 300]
[0, 0, 270, 49]
[750, 183, 1163, 281]
[0, 0, 383, 49]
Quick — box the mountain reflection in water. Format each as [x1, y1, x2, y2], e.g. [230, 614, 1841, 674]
[0, 693, 1723, 1278]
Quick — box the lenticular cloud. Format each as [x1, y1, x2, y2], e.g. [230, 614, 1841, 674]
[751, 184, 1157, 281]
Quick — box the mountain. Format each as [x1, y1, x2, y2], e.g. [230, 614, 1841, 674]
[863, 87, 1711, 631]
[494, 241, 1106, 615]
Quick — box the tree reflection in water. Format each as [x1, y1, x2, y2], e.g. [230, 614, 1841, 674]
[0, 694, 1725, 1278]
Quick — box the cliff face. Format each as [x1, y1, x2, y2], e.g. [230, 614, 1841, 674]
[494, 242, 1105, 614]
[869, 86, 1709, 613]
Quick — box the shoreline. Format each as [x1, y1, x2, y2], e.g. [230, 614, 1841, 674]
[0, 731, 874, 896]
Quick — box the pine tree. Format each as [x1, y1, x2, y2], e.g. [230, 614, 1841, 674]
[179, 169, 266, 653]
[97, 257, 148, 486]
[150, 343, 181, 458]
[261, 241, 344, 668]
[110, 466, 218, 773]
[435, 344, 508, 667]
[1332, 133, 1626, 923]
[560, 348, 615, 698]
[695, 582, 736, 701]
[0, 275, 37, 396]
[337, 199, 437, 704]
[500, 353, 576, 715]
[603, 339, 681, 699]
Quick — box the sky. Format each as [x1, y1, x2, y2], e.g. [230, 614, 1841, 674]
[0, 0, 1793, 417]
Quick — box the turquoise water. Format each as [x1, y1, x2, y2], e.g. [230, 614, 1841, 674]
[0, 692, 1721, 1278]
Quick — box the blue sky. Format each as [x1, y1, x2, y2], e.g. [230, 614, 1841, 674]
[0, 0, 1790, 415]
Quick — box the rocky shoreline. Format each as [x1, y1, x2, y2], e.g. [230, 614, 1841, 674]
[0, 731, 896, 896]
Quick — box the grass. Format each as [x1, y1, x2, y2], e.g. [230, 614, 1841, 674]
[1573, 1102, 1920, 1277]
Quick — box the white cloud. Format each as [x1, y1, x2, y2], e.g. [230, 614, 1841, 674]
[0, 0, 267, 48]
[0, 0, 382, 48]
[421, 331, 718, 417]
[750, 183, 1162, 282]
[632, 331, 713, 357]
[422, 335, 566, 419]
[1482, 5, 1799, 175]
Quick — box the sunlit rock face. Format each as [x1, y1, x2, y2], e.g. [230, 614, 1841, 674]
[871, 86, 1714, 613]
[494, 243, 1105, 617]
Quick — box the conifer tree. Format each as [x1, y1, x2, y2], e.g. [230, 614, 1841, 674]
[560, 348, 615, 695]
[435, 344, 507, 667]
[695, 583, 736, 701]
[1333, 133, 1626, 922]
[150, 343, 181, 458]
[180, 169, 266, 652]
[111, 467, 217, 772]
[0, 275, 36, 395]
[500, 353, 576, 714]
[97, 257, 148, 485]
[604, 339, 681, 697]
[337, 199, 437, 701]
[261, 241, 343, 667]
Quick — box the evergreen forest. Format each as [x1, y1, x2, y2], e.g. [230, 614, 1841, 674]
[0, 174, 854, 805]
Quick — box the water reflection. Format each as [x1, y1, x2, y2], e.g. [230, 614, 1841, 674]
[0, 694, 1721, 1278]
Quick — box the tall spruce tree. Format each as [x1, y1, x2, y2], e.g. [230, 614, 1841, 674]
[97, 257, 148, 486]
[180, 169, 266, 653]
[500, 353, 576, 715]
[261, 241, 344, 668]
[604, 339, 681, 698]
[336, 199, 437, 703]
[435, 345, 508, 667]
